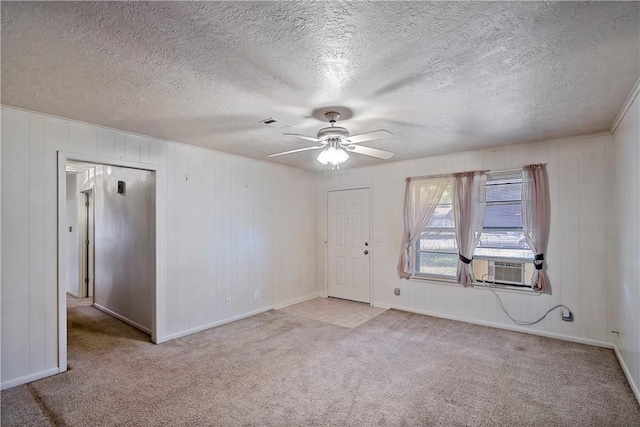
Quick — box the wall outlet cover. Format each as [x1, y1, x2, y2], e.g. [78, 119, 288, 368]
[561, 309, 573, 322]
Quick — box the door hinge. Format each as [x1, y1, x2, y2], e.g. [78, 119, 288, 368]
[86, 239, 90, 246]
[84, 277, 89, 284]
[85, 201, 89, 207]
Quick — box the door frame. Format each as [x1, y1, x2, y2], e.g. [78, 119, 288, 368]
[324, 185, 373, 305]
[57, 151, 161, 374]
[78, 188, 94, 299]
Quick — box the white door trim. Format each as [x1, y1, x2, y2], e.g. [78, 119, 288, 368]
[57, 151, 161, 374]
[79, 188, 95, 299]
[325, 185, 373, 305]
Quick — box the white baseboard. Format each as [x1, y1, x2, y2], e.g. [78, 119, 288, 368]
[66, 291, 78, 298]
[1, 368, 60, 391]
[374, 303, 613, 349]
[157, 292, 321, 344]
[157, 307, 275, 343]
[614, 345, 640, 405]
[272, 292, 321, 310]
[93, 303, 152, 335]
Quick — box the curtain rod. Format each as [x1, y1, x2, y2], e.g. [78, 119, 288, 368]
[405, 172, 453, 181]
[405, 164, 547, 182]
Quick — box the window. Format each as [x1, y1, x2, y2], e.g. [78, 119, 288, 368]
[416, 180, 457, 278]
[416, 171, 534, 287]
[473, 172, 534, 287]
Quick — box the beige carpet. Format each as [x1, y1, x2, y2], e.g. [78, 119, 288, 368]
[65, 295, 93, 309]
[277, 297, 386, 328]
[2, 299, 639, 426]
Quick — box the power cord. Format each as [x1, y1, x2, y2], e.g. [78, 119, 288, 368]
[481, 274, 570, 326]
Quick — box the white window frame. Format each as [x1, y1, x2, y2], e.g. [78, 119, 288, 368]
[414, 179, 457, 281]
[413, 170, 535, 288]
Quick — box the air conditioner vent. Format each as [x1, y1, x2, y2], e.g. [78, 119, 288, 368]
[490, 261, 524, 285]
[259, 118, 293, 128]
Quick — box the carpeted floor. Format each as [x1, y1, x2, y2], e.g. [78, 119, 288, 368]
[2, 298, 639, 426]
[277, 296, 387, 328]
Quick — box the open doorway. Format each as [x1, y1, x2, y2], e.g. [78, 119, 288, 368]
[60, 155, 158, 372]
[64, 165, 96, 347]
[65, 163, 95, 300]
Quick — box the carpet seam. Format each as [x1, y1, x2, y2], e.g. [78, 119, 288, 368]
[277, 311, 352, 329]
[27, 383, 66, 427]
[278, 307, 388, 329]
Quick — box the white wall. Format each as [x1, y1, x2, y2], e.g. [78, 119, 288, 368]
[612, 88, 640, 397]
[92, 165, 155, 333]
[317, 133, 615, 345]
[1, 106, 318, 388]
[65, 172, 80, 295]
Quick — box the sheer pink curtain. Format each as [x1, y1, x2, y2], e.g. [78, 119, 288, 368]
[398, 176, 449, 278]
[452, 171, 486, 286]
[522, 164, 551, 293]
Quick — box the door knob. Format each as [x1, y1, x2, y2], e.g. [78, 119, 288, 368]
[364, 250, 369, 255]
[365, 242, 369, 246]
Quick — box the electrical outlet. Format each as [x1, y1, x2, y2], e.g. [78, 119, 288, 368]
[225, 297, 231, 306]
[254, 290, 260, 300]
[561, 308, 573, 322]
[394, 288, 401, 296]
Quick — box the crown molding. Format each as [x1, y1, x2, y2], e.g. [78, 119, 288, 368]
[611, 77, 640, 134]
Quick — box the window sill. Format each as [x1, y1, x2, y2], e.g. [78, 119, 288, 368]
[473, 254, 533, 263]
[409, 275, 542, 296]
[410, 275, 457, 285]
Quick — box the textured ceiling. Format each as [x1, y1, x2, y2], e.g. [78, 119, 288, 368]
[2, 2, 639, 171]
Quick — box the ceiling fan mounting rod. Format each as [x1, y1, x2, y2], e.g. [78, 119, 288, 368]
[325, 111, 340, 125]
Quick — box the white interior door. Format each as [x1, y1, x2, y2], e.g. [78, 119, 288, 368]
[327, 188, 371, 303]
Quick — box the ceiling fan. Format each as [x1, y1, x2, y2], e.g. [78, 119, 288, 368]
[268, 112, 394, 170]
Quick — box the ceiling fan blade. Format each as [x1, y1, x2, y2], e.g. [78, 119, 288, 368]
[346, 144, 394, 160]
[267, 145, 325, 158]
[346, 129, 393, 145]
[283, 133, 323, 143]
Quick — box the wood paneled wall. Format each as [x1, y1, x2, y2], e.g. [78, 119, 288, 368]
[2, 103, 633, 391]
[316, 133, 616, 345]
[1, 107, 318, 388]
[612, 92, 640, 399]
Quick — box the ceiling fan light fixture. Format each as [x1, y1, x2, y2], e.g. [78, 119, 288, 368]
[317, 146, 349, 167]
[269, 108, 394, 168]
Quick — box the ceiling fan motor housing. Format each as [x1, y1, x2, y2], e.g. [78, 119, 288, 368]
[317, 126, 349, 140]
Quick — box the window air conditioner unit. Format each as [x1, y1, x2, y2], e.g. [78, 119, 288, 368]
[488, 261, 524, 285]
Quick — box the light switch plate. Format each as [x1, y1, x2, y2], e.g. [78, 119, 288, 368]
[374, 236, 382, 246]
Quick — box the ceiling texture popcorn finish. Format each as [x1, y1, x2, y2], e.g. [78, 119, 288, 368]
[1, 2, 639, 170]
